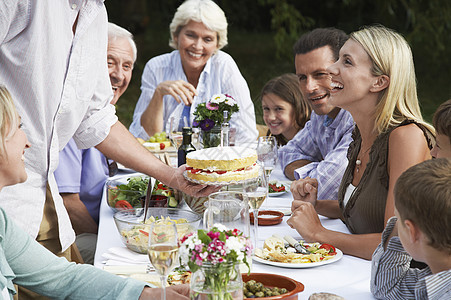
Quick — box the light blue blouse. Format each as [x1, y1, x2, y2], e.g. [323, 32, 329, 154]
[0, 208, 147, 299]
[129, 50, 258, 144]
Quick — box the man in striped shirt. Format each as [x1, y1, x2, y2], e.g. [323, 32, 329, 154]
[371, 158, 451, 300]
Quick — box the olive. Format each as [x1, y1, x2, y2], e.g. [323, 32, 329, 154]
[255, 291, 265, 297]
[280, 288, 287, 294]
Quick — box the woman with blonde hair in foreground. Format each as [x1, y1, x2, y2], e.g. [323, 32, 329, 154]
[288, 25, 434, 260]
[0, 85, 188, 299]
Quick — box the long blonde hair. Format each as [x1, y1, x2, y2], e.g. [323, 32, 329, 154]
[0, 85, 20, 158]
[350, 25, 434, 134]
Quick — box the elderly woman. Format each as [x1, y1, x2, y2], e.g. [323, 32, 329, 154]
[129, 0, 258, 145]
[0, 85, 189, 299]
[287, 25, 434, 260]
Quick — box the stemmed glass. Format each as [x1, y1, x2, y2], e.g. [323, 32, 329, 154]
[244, 164, 268, 251]
[169, 116, 183, 149]
[257, 136, 278, 178]
[147, 220, 179, 300]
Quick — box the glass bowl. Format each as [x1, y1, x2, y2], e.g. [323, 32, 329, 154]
[113, 207, 201, 254]
[106, 176, 183, 212]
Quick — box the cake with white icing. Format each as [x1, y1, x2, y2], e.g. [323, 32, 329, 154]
[186, 147, 259, 183]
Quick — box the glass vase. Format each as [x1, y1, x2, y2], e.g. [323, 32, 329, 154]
[190, 262, 243, 300]
[201, 125, 221, 148]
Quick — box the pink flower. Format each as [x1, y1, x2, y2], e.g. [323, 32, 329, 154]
[206, 102, 219, 110]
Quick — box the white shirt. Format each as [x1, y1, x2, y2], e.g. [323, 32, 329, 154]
[0, 0, 117, 250]
[129, 50, 258, 144]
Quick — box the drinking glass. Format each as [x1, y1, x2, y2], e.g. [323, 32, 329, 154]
[147, 220, 179, 300]
[169, 117, 183, 149]
[204, 191, 250, 237]
[244, 165, 268, 250]
[257, 136, 278, 178]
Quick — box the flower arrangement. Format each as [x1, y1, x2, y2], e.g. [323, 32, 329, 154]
[192, 94, 239, 131]
[180, 225, 252, 300]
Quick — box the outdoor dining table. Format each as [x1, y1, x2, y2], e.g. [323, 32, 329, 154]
[94, 167, 376, 300]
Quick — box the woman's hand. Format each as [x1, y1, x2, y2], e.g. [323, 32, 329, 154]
[139, 284, 190, 299]
[290, 177, 318, 211]
[287, 202, 325, 242]
[155, 80, 198, 106]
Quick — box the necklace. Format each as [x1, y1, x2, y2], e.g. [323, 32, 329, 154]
[355, 145, 372, 173]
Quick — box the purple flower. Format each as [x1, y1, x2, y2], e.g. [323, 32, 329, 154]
[200, 119, 215, 131]
[192, 120, 200, 127]
[206, 101, 219, 110]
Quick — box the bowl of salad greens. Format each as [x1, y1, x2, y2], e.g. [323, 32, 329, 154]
[106, 175, 183, 212]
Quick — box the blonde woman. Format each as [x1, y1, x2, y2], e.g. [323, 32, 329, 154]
[0, 85, 189, 299]
[288, 25, 434, 260]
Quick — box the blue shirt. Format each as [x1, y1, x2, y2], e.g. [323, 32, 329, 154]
[54, 139, 108, 225]
[279, 109, 354, 200]
[371, 217, 451, 300]
[129, 50, 258, 145]
[0, 208, 147, 299]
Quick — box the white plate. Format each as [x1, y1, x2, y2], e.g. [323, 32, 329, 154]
[268, 182, 290, 197]
[253, 248, 343, 268]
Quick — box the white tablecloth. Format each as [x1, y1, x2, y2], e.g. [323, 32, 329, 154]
[94, 169, 375, 300]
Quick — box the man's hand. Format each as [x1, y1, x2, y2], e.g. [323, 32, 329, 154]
[168, 165, 220, 197]
[287, 202, 325, 242]
[139, 284, 190, 299]
[156, 80, 198, 106]
[290, 177, 318, 211]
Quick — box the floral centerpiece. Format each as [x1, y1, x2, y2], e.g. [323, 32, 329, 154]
[180, 225, 252, 300]
[193, 94, 239, 148]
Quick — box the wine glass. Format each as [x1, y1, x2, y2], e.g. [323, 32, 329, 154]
[244, 164, 268, 251]
[147, 220, 179, 300]
[257, 136, 278, 178]
[169, 116, 183, 149]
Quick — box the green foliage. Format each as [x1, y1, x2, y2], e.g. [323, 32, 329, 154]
[106, 0, 450, 127]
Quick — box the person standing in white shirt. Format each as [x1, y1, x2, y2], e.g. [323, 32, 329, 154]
[0, 0, 214, 261]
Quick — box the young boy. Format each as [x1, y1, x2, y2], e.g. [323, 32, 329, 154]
[430, 99, 451, 158]
[370, 158, 451, 299]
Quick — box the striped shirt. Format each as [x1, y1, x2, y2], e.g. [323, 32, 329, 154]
[371, 217, 451, 299]
[0, 0, 117, 250]
[129, 50, 258, 144]
[278, 109, 354, 200]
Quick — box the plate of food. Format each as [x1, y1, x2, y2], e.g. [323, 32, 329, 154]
[253, 236, 342, 268]
[268, 181, 290, 196]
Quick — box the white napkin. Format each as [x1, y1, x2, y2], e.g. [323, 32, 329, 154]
[102, 247, 149, 265]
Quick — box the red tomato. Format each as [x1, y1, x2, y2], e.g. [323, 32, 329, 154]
[215, 170, 227, 174]
[160, 143, 165, 150]
[319, 243, 336, 255]
[115, 200, 133, 210]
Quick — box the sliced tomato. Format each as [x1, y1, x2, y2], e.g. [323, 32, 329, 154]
[215, 170, 227, 174]
[139, 229, 149, 236]
[319, 243, 337, 255]
[191, 169, 202, 174]
[115, 200, 133, 210]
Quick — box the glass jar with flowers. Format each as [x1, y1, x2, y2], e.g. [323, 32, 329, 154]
[179, 225, 252, 300]
[192, 94, 239, 148]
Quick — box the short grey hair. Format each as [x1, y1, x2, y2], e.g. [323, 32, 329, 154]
[108, 22, 137, 62]
[169, 0, 228, 50]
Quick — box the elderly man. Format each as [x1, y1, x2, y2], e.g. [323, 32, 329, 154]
[54, 23, 136, 264]
[279, 28, 354, 201]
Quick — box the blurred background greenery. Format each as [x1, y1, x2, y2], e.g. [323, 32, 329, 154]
[106, 0, 451, 127]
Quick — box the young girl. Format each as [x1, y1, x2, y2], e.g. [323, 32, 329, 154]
[261, 73, 311, 146]
[288, 25, 434, 260]
[0, 85, 188, 299]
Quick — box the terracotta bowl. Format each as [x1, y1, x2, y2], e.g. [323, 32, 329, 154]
[242, 273, 304, 299]
[250, 210, 284, 226]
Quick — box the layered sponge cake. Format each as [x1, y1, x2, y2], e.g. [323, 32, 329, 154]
[186, 147, 259, 183]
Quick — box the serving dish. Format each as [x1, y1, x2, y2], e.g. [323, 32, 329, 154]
[250, 210, 284, 226]
[113, 207, 201, 253]
[242, 273, 304, 299]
